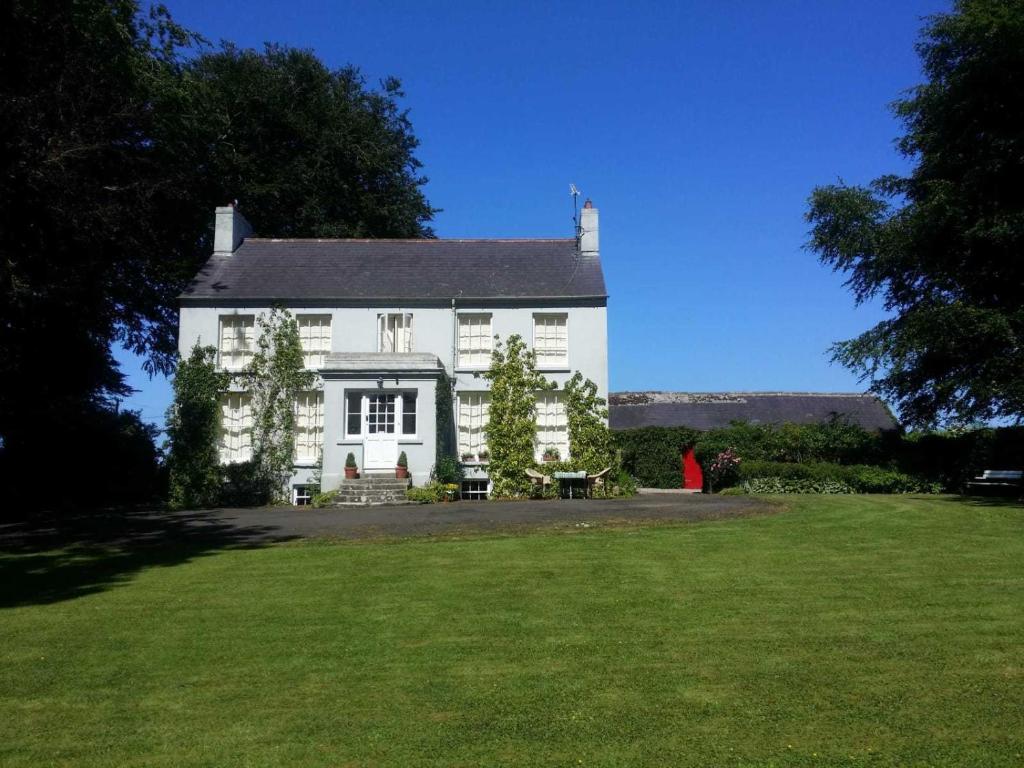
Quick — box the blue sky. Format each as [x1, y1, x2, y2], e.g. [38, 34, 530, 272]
[117, 0, 951, 431]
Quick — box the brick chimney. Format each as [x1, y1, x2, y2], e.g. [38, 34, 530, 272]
[214, 203, 253, 255]
[579, 199, 598, 255]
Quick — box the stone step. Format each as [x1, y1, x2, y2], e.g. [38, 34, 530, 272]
[334, 500, 413, 507]
[339, 483, 411, 489]
[333, 492, 408, 501]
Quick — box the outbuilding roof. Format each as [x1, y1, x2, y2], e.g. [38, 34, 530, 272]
[180, 238, 606, 302]
[609, 392, 898, 432]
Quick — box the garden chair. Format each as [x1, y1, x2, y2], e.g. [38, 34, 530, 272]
[586, 467, 612, 497]
[525, 467, 551, 489]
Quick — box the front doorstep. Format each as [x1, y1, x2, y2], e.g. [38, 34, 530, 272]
[332, 477, 411, 506]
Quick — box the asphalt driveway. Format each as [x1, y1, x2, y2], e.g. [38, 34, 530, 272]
[1, 493, 770, 550]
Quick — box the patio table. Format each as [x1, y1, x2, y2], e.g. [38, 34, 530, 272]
[552, 470, 587, 499]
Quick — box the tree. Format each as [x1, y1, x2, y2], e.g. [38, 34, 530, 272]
[805, 0, 1024, 427]
[242, 308, 316, 503]
[166, 344, 229, 509]
[563, 372, 615, 474]
[482, 335, 554, 498]
[1, 1, 435, 505]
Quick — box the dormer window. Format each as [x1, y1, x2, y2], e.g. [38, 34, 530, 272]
[378, 313, 413, 353]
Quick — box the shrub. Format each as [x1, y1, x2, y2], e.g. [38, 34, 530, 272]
[610, 468, 638, 498]
[744, 477, 855, 495]
[707, 448, 741, 492]
[738, 461, 940, 494]
[433, 455, 463, 484]
[345, 452, 357, 469]
[397, 451, 408, 468]
[406, 483, 444, 503]
[311, 490, 337, 508]
[219, 461, 270, 506]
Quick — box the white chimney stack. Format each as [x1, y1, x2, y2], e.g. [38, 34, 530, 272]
[214, 204, 253, 255]
[579, 199, 598, 255]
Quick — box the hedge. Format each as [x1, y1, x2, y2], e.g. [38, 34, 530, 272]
[613, 422, 1024, 492]
[737, 461, 941, 494]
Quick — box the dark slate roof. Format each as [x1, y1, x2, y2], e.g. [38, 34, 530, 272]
[180, 238, 606, 301]
[609, 392, 898, 432]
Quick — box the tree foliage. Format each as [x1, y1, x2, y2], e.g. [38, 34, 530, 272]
[482, 335, 554, 498]
[166, 344, 229, 509]
[805, 0, 1024, 426]
[0, 1, 435, 503]
[242, 308, 316, 503]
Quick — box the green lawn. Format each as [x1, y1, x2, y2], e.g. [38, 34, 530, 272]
[1, 496, 1022, 767]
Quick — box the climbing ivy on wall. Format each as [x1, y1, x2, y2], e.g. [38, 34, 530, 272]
[166, 343, 230, 509]
[563, 372, 615, 474]
[242, 307, 317, 503]
[482, 334, 553, 498]
[435, 371, 455, 461]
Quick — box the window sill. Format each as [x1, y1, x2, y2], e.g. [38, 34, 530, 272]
[536, 367, 571, 373]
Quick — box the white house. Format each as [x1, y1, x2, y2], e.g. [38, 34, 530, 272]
[178, 202, 608, 502]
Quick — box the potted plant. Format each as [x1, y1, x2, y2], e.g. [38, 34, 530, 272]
[542, 446, 560, 463]
[344, 452, 358, 479]
[477, 449, 490, 463]
[443, 483, 459, 502]
[396, 451, 409, 480]
[461, 451, 476, 463]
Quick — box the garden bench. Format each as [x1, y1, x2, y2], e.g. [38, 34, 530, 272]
[965, 469, 1023, 496]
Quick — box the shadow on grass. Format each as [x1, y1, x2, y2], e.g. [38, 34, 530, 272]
[0, 509, 296, 609]
[931, 494, 1024, 509]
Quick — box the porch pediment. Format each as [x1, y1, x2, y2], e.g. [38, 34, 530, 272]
[320, 352, 446, 377]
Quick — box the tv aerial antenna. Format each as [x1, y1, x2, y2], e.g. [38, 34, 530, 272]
[570, 183, 581, 240]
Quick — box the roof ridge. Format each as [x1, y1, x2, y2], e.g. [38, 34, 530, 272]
[610, 391, 877, 398]
[246, 237, 577, 243]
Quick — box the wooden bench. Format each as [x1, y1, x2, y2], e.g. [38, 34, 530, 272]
[966, 469, 1023, 496]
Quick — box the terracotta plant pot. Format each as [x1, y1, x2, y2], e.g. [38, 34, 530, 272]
[345, 467, 358, 479]
[396, 466, 409, 479]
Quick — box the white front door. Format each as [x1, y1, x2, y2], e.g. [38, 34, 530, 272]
[363, 393, 398, 470]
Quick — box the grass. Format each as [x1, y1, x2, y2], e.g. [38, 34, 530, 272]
[1, 495, 1022, 767]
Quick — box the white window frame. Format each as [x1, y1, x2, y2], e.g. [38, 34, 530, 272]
[219, 392, 253, 464]
[377, 313, 413, 353]
[218, 315, 255, 370]
[535, 391, 569, 460]
[293, 390, 324, 463]
[457, 313, 493, 368]
[293, 485, 314, 506]
[532, 313, 568, 369]
[457, 392, 491, 460]
[344, 391, 418, 439]
[297, 314, 331, 370]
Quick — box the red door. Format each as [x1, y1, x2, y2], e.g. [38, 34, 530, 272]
[682, 447, 703, 491]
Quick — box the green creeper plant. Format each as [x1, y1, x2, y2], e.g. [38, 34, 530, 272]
[241, 307, 317, 503]
[563, 372, 615, 475]
[482, 335, 554, 498]
[166, 343, 230, 509]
